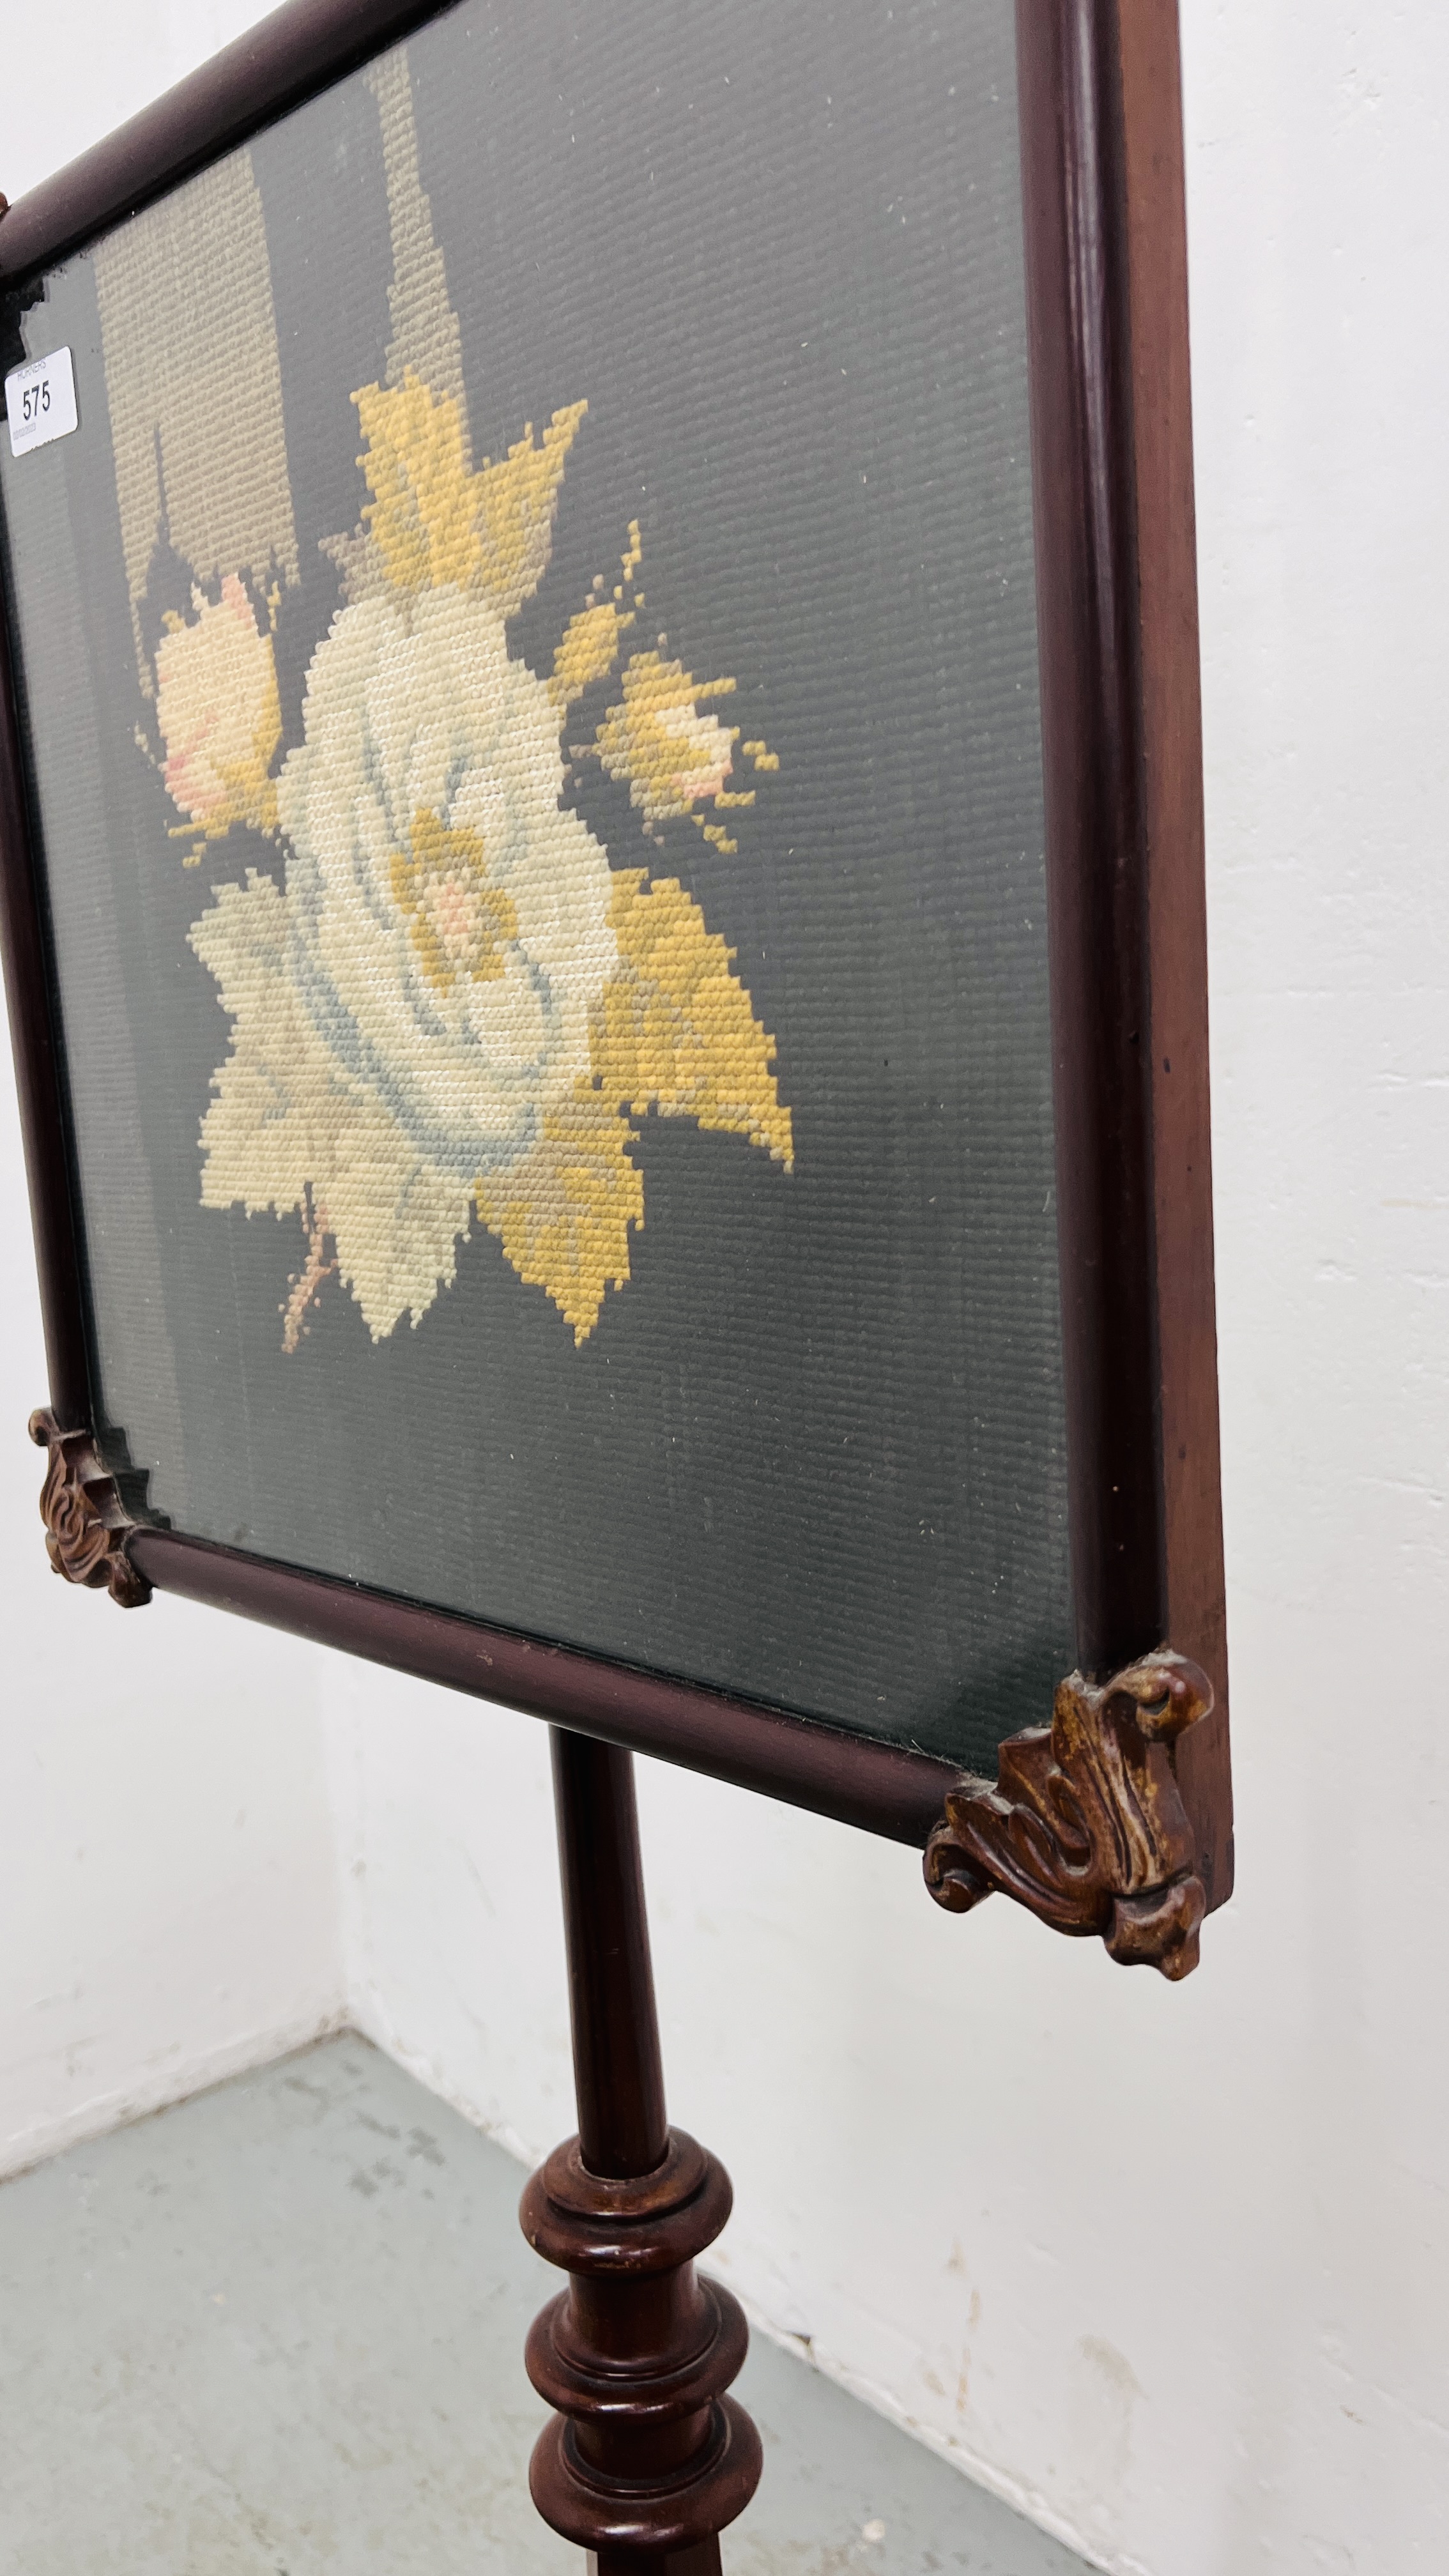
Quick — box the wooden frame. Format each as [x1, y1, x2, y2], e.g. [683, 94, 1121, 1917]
[0, 0, 1230, 1924]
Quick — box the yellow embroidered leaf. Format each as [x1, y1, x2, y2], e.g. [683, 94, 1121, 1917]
[355, 374, 482, 599]
[549, 521, 645, 713]
[549, 597, 629, 714]
[594, 652, 737, 824]
[353, 372, 585, 615]
[593, 871, 792, 1167]
[473, 401, 588, 618]
[475, 1086, 642, 1344]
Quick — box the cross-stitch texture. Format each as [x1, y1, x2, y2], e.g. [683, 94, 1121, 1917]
[109, 57, 792, 1349]
[92, 150, 298, 688]
[0, 0, 1073, 1768]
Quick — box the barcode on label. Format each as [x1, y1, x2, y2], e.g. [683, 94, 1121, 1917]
[5, 348, 80, 458]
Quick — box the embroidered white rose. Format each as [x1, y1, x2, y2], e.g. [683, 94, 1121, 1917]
[166, 373, 790, 1349]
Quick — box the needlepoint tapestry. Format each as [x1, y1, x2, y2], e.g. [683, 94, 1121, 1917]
[0, 0, 1073, 1769]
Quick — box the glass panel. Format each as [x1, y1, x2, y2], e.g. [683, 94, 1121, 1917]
[0, 0, 1070, 1767]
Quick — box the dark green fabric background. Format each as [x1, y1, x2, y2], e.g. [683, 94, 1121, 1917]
[1, 0, 1073, 1770]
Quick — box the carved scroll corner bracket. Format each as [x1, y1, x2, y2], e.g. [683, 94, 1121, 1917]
[27, 1408, 151, 1610]
[924, 1650, 1215, 1981]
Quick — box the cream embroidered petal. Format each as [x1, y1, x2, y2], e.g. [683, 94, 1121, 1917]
[156, 577, 282, 857]
[190, 873, 323, 1218]
[322, 1110, 476, 1338]
[190, 871, 477, 1337]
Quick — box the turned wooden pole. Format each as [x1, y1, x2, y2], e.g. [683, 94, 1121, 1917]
[554, 1726, 668, 2180]
[521, 1731, 762, 2573]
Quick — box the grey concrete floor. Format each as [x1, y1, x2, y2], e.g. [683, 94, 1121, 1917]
[0, 2035, 1090, 2575]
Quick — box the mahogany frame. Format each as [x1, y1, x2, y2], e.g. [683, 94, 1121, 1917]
[0, 0, 1230, 1901]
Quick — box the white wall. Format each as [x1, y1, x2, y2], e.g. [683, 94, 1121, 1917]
[3, 4, 1447, 2572]
[0, 1048, 343, 2177]
[0, 4, 346, 2176]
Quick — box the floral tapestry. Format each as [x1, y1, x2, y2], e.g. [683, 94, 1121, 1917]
[1, 0, 1074, 1768]
[121, 54, 792, 1354]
